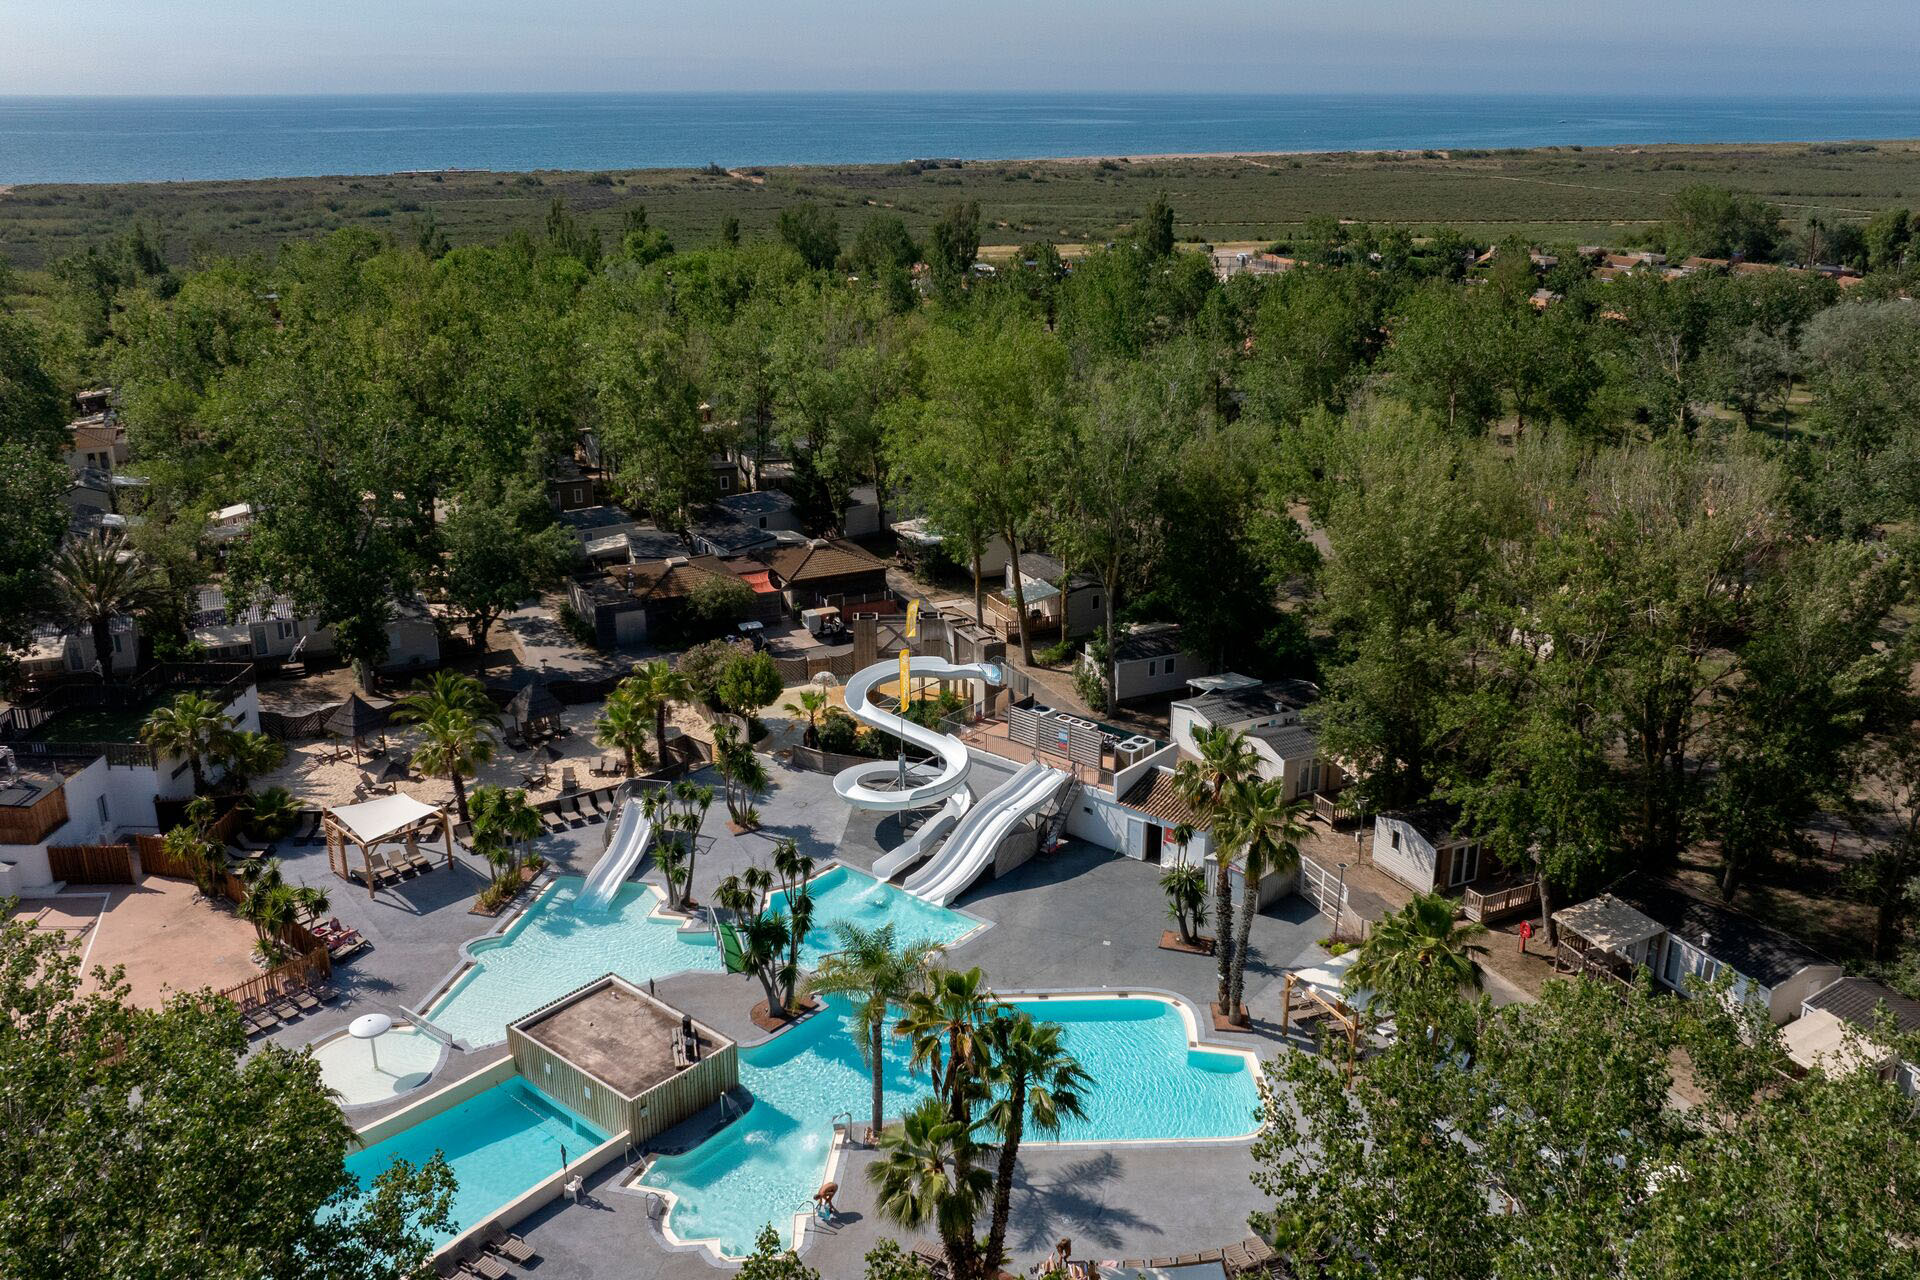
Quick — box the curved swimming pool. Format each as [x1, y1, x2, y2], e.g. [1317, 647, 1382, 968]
[425, 865, 980, 1048]
[638, 992, 1261, 1259]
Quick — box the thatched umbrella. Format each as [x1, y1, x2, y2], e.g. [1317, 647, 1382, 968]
[507, 681, 563, 739]
[326, 693, 388, 763]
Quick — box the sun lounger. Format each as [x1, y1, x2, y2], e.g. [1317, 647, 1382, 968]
[404, 851, 433, 875]
[560, 767, 578, 794]
[482, 1223, 536, 1264]
[468, 1252, 509, 1280]
[313, 982, 340, 1002]
[539, 806, 570, 833]
[270, 996, 301, 1021]
[291, 988, 321, 1013]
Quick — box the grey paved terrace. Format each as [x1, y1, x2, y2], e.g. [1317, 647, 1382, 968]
[264, 757, 1329, 1272]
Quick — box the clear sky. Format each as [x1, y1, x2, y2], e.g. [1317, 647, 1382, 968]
[2, 0, 1916, 97]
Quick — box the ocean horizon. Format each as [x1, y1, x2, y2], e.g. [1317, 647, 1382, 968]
[3, 91, 1919, 186]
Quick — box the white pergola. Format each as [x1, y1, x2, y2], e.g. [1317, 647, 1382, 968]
[323, 793, 454, 898]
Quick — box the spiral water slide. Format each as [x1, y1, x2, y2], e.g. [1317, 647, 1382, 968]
[837, 655, 1066, 905]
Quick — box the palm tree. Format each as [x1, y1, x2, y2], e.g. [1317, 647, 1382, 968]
[161, 821, 225, 899]
[867, 1096, 993, 1280]
[1160, 862, 1209, 948]
[140, 693, 237, 794]
[392, 669, 499, 726]
[784, 687, 828, 748]
[712, 722, 768, 827]
[409, 707, 495, 824]
[594, 683, 652, 777]
[1171, 726, 1260, 1016]
[773, 838, 818, 1009]
[896, 966, 995, 1128]
[807, 922, 940, 1139]
[220, 730, 286, 793]
[625, 659, 691, 766]
[468, 784, 542, 879]
[239, 859, 300, 960]
[242, 785, 302, 842]
[1346, 892, 1491, 1007]
[1216, 778, 1310, 1023]
[291, 883, 330, 929]
[50, 531, 154, 685]
[981, 1012, 1090, 1272]
[739, 908, 796, 1017]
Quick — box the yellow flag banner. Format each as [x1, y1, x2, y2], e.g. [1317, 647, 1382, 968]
[905, 597, 920, 640]
[899, 648, 912, 706]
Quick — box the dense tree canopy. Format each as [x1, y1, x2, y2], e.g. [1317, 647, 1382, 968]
[0, 909, 453, 1280]
[7, 177, 1919, 974]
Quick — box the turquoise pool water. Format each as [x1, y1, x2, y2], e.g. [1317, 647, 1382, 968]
[427, 865, 978, 1047]
[639, 993, 1260, 1258]
[344, 1078, 608, 1248]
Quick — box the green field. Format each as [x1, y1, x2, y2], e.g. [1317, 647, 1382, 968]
[3, 139, 1917, 268]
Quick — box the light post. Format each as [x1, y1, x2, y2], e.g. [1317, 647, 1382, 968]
[1334, 861, 1350, 944]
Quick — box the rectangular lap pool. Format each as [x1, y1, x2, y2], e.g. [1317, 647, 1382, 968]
[344, 1077, 608, 1249]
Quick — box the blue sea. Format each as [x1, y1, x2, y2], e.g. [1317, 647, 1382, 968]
[2, 93, 1918, 185]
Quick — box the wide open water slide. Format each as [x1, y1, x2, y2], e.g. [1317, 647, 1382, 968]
[832, 655, 1003, 811]
[577, 796, 653, 914]
[901, 757, 1069, 907]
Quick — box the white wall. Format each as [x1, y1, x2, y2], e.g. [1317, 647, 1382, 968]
[1112, 650, 1208, 702]
[1373, 814, 1440, 893]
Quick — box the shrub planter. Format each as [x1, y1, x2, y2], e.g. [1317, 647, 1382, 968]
[1211, 1001, 1252, 1032]
[469, 864, 541, 917]
[749, 995, 823, 1032]
[1159, 930, 1215, 956]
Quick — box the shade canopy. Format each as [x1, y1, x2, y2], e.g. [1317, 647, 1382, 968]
[507, 681, 563, 727]
[326, 692, 389, 741]
[1782, 1007, 1886, 1078]
[328, 793, 443, 845]
[1552, 893, 1664, 960]
[349, 1013, 393, 1040]
[376, 756, 411, 783]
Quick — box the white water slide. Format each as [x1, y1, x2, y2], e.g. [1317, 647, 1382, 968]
[901, 757, 1069, 907]
[577, 796, 654, 914]
[833, 655, 1004, 811]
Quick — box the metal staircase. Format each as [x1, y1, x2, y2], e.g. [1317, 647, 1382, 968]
[1038, 777, 1080, 851]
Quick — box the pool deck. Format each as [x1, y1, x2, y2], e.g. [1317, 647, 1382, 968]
[262, 754, 1330, 1273]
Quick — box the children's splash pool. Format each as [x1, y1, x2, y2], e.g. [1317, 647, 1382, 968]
[426, 865, 981, 1047]
[638, 992, 1261, 1259]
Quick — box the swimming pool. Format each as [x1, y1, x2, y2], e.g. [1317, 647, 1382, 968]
[426, 865, 980, 1047]
[344, 1077, 608, 1249]
[638, 992, 1261, 1259]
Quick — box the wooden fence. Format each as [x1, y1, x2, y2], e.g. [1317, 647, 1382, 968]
[216, 944, 332, 1010]
[1463, 880, 1541, 924]
[47, 843, 135, 885]
[133, 832, 192, 879]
